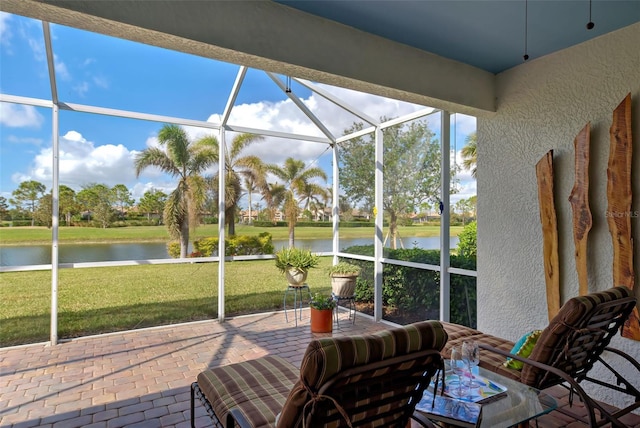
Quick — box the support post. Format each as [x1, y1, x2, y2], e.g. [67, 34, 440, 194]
[332, 143, 339, 265]
[43, 21, 59, 345]
[374, 127, 384, 321]
[440, 112, 451, 323]
[218, 129, 226, 322]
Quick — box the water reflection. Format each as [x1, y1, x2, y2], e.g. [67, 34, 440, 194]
[0, 237, 458, 267]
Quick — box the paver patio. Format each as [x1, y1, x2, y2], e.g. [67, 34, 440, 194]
[2, 309, 638, 428]
[0, 309, 390, 428]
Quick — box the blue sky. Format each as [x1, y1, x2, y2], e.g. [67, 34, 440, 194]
[0, 11, 476, 211]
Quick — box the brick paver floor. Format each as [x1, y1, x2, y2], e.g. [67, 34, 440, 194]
[0, 309, 390, 428]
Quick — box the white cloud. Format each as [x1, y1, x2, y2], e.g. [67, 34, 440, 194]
[203, 82, 428, 167]
[6, 135, 43, 146]
[15, 130, 139, 194]
[8, 79, 476, 206]
[54, 54, 71, 81]
[0, 104, 44, 128]
[0, 12, 13, 52]
[92, 75, 109, 89]
[73, 81, 90, 97]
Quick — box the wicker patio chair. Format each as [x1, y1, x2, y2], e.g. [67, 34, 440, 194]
[441, 286, 639, 427]
[190, 320, 447, 428]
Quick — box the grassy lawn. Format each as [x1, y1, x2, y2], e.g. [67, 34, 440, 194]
[0, 223, 465, 346]
[0, 223, 459, 245]
[0, 258, 334, 346]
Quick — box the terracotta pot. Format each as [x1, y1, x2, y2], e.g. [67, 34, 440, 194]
[285, 268, 308, 286]
[310, 308, 333, 333]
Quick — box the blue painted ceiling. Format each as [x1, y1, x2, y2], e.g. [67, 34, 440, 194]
[276, 0, 640, 74]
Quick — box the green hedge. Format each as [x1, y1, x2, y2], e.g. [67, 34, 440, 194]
[166, 232, 275, 258]
[342, 245, 477, 328]
[251, 220, 377, 228]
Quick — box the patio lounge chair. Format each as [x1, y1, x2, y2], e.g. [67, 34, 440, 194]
[190, 320, 447, 428]
[441, 286, 639, 427]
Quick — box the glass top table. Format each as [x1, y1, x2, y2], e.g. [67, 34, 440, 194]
[416, 366, 557, 428]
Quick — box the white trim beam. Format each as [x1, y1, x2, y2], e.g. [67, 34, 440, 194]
[266, 72, 336, 142]
[0, 94, 53, 108]
[293, 78, 378, 126]
[380, 108, 438, 129]
[225, 125, 330, 145]
[220, 66, 246, 127]
[335, 126, 376, 144]
[59, 102, 221, 130]
[42, 22, 58, 104]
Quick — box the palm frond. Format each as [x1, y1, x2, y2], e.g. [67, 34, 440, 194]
[134, 147, 179, 177]
[229, 133, 264, 161]
[158, 124, 191, 169]
[163, 188, 187, 239]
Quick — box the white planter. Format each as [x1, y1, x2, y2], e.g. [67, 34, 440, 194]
[286, 268, 308, 286]
[331, 274, 358, 297]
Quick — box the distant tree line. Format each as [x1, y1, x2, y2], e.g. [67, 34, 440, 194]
[2, 180, 168, 228]
[2, 124, 477, 260]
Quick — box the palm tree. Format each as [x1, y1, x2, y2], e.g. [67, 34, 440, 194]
[298, 181, 328, 220]
[208, 133, 267, 235]
[269, 157, 327, 247]
[243, 176, 259, 225]
[265, 182, 286, 224]
[134, 124, 217, 258]
[461, 132, 477, 178]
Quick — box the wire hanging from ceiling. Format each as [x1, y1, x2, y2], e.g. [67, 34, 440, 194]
[285, 76, 292, 93]
[586, 0, 595, 30]
[523, 0, 529, 61]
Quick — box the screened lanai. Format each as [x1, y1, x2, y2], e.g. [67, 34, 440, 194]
[0, 13, 477, 347]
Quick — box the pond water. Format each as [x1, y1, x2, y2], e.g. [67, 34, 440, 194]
[0, 236, 458, 267]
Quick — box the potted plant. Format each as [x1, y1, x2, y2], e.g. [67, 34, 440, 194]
[274, 247, 320, 285]
[310, 292, 336, 333]
[328, 261, 361, 297]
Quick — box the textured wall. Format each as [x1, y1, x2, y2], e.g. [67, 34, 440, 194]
[478, 22, 640, 408]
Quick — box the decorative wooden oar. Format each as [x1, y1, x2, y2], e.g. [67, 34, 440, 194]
[568, 123, 592, 296]
[607, 93, 639, 340]
[536, 150, 561, 321]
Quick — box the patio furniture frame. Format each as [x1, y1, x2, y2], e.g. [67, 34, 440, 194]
[442, 286, 639, 428]
[190, 320, 447, 428]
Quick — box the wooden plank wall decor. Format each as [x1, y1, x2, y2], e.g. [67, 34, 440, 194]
[568, 123, 592, 296]
[607, 93, 639, 340]
[536, 150, 561, 321]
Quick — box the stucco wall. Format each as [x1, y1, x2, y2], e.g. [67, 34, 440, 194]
[478, 22, 639, 408]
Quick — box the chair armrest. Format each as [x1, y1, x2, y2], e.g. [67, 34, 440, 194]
[410, 412, 439, 428]
[227, 408, 254, 428]
[479, 342, 640, 427]
[477, 343, 601, 425]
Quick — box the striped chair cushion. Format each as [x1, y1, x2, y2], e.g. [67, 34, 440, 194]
[441, 322, 522, 381]
[277, 320, 448, 428]
[197, 355, 298, 428]
[520, 286, 633, 386]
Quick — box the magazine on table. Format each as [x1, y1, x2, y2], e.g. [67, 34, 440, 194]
[416, 391, 482, 428]
[439, 370, 508, 403]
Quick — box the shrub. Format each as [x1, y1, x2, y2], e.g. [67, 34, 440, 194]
[456, 221, 477, 259]
[344, 244, 477, 328]
[192, 233, 274, 257]
[167, 241, 181, 258]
